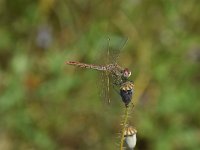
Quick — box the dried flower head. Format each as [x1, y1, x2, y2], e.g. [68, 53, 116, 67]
[124, 126, 137, 149]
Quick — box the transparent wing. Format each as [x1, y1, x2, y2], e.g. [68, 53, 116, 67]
[108, 36, 128, 64]
[97, 36, 128, 105]
[99, 71, 111, 104]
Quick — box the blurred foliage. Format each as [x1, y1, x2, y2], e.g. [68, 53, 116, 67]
[0, 0, 200, 150]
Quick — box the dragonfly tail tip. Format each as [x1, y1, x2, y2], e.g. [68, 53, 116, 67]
[65, 61, 76, 65]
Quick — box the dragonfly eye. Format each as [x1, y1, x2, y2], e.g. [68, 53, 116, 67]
[123, 68, 131, 78]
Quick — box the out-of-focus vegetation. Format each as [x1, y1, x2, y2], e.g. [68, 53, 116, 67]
[0, 0, 200, 150]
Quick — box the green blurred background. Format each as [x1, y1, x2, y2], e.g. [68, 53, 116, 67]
[0, 0, 200, 150]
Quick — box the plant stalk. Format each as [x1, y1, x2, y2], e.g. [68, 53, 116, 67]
[120, 107, 129, 150]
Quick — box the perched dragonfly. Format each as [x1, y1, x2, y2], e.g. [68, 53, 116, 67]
[65, 39, 134, 107]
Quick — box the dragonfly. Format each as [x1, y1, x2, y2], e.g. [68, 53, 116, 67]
[65, 38, 134, 107]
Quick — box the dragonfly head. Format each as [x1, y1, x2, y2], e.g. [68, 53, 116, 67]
[123, 68, 131, 78]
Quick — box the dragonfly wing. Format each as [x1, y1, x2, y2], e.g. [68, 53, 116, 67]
[106, 70, 111, 104]
[108, 37, 128, 64]
[99, 71, 112, 105]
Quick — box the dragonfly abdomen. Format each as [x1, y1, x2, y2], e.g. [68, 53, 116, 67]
[66, 61, 107, 71]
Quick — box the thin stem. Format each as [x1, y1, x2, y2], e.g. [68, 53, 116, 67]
[120, 107, 129, 150]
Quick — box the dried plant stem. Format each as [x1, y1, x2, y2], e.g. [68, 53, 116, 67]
[120, 107, 129, 150]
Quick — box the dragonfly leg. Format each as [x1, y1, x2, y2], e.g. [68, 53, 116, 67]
[130, 102, 135, 109]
